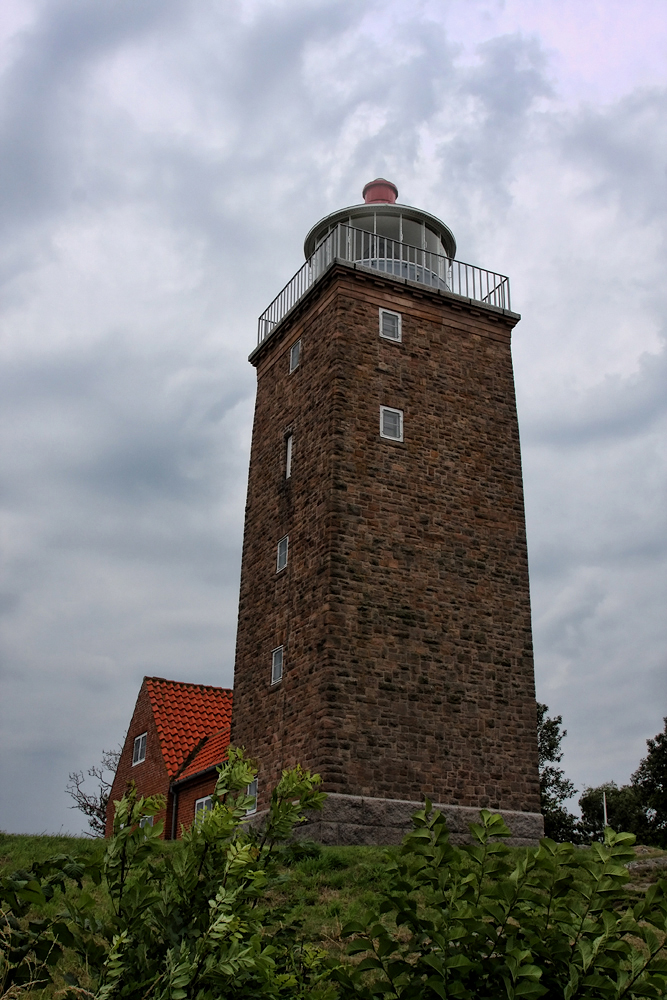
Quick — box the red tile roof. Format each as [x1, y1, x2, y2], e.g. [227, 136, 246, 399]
[144, 677, 233, 777]
[177, 728, 230, 782]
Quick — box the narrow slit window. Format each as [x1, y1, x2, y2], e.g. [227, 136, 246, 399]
[289, 340, 301, 373]
[246, 777, 258, 815]
[380, 406, 404, 442]
[271, 646, 283, 685]
[285, 434, 293, 479]
[132, 732, 147, 765]
[379, 309, 402, 342]
[276, 535, 289, 571]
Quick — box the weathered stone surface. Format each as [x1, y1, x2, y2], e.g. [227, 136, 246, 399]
[231, 262, 541, 831]
[257, 793, 544, 846]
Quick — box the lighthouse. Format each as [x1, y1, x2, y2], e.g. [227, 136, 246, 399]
[230, 180, 542, 844]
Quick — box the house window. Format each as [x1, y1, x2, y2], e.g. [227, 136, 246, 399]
[285, 434, 293, 479]
[132, 732, 147, 765]
[379, 308, 402, 342]
[380, 406, 404, 442]
[276, 535, 289, 572]
[289, 340, 301, 373]
[139, 815, 153, 829]
[246, 778, 258, 815]
[195, 796, 213, 820]
[271, 646, 283, 685]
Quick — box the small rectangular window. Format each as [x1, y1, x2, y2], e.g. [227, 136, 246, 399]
[271, 646, 283, 684]
[246, 777, 258, 815]
[380, 406, 404, 442]
[139, 814, 153, 829]
[195, 795, 212, 820]
[379, 309, 401, 342]
[285, 434, 293, 479]
[289, 340, 301, 373]
[132, 732, 147, 765]
[276, 535, 288, 572]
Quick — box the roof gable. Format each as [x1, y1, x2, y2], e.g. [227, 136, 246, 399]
[144, 676, 233, 777]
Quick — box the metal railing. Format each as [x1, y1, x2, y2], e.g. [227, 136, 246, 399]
[258, 224, 511, 343]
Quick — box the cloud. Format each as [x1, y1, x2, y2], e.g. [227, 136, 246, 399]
[0, 0, 665, 832]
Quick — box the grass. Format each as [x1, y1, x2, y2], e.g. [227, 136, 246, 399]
[0, 831, 398, 995]
[2, 830, 666, 996]
[261, 842, 397, 948]
[0, 832, 103, 876]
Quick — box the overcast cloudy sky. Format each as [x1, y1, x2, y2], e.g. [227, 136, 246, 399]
[1, 0, 666, 835]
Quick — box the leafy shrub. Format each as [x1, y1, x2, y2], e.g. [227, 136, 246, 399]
[1, 749, 332, 999]
[333, 806, 667, 999]
[5, 761, 667, 1000]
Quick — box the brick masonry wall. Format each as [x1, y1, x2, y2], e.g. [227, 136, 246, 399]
[231, 263, 541, 815]
[105, 681, 171, 837]
[173, 773, 218, 837]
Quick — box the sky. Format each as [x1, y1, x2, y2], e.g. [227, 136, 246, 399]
[0, 0, 666, 835]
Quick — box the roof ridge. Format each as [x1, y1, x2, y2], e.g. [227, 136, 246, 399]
[145, 676, 232, 693]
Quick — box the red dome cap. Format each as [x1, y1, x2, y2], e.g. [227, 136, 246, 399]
[362, 178, 398, 204]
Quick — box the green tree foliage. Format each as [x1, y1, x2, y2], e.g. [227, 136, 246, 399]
[578, 782, 645, 845]
[333, 805, 667, 999]
[579, 718, 667, 848]
[633, 717, 667, 847]
[536, 703, 580, 842]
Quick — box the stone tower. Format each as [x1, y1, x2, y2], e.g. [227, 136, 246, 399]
[231, 180, 542, 844]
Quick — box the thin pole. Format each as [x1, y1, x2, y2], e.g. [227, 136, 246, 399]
[602, 790, 608, 829]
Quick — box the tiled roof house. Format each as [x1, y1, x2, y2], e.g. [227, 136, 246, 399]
[105, 677, 233, 838]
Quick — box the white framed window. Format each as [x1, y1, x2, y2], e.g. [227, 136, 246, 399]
[285, 434, 293, 479]
[139, 814, 153, 829]
[379, 308, 402, 342]
[132, 732, 147, 765]
[271, 646, 283, 685]
[246, 778, 258, 815]
[276, 535, 289, 572]
[380, 406, 404, 442]
[195, 795, 213, 820]
[289, 340, 301, 373]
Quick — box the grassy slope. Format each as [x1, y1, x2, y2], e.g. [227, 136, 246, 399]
[0, 832, 396, 993]
[0, 832, 393, 936]
[0, 832, 103, 874]
[2, 831, 666, 995]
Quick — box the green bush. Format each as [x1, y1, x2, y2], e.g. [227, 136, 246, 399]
[4, 760, 667, 999]
[332, 805, 667, 999]
[1, 749, 332, 999]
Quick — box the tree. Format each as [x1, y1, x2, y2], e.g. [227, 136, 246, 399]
[65, 746, 121, 836]
[632, 716, 667, 847]
[578, 781, 645, 843]
[536, 703, 580, 842]
[576, 720, 667, 846]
